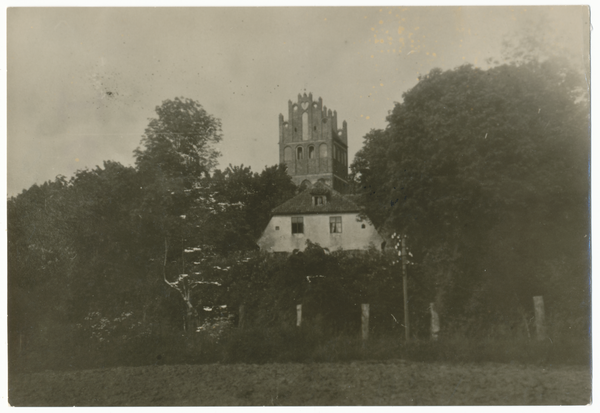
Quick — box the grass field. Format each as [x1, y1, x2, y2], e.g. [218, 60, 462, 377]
[9, 360, 591, 406]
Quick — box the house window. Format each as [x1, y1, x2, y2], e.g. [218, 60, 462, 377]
[292, 217, 304, 234]
[297, 147, 303, 160]
[308, 146, 315, 159]
[330, 216, 342, 233]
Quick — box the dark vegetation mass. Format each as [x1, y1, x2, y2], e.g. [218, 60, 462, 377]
[8, 55, 589, 375]
[350, 59, 590, 341]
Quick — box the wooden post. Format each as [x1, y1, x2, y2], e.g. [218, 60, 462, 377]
[401, 234, 410, 341]
[533, 296, 546, 341]
[430, 302, 440, 341]
[296, 304, 302, 327]
[239, 304, 245, 329]
[361, 304, 370, 341]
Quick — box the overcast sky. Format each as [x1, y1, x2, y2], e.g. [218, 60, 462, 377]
[7, 6, 589, 196]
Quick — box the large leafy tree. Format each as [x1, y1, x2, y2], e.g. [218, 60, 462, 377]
[210, 163, 297, 251]
[351, 60, 589, 335]
[132, 97, 219, 248]
[131, 98, 224, 334]
[131, 92, 221, 234]
[134, 97, 222, 184]
[161, 163, 297, 331]
[133, 97, 223, 244]
[132, 98, 297, 332]
[7, 162, 166, 370]
[8, 177, 76, 368]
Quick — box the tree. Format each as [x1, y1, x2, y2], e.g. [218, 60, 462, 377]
[134, 97, 222, 185]
[349, 128, 394, 228]
[8, 177, 76, 369]
[158, 163, 297, 332]
[131, 98, 228, 333]
[7, 162, 160, 369]
[351, 61, 589, 335]
[210, 163, 297, 249]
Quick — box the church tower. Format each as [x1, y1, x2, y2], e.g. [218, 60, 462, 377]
[278, 93, 349, 193]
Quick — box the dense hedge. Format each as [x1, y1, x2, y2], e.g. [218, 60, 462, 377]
[10, 241, 590, 374]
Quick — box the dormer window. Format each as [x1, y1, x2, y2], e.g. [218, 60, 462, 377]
[310, 185, 330, 206]
[313, 196, 326, 206]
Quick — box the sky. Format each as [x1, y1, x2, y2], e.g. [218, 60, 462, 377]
[6, 6, 590, 196]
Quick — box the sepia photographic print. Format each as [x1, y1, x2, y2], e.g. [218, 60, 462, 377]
[6, 5, 592, 406]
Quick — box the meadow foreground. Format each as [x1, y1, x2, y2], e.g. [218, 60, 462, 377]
[9, 359, 590, 406]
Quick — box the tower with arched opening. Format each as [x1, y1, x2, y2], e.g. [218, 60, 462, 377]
[279, 93, 349, 193]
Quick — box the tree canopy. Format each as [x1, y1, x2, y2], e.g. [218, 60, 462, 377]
[351, 60, 589, 331]
[134, 97, 222, 184]
[8, 96, 302, 370]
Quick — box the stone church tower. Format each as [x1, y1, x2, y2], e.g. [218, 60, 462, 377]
[279, 93, 349, 193]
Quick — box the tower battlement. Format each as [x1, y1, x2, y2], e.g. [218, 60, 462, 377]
[278, 93, 349, 192]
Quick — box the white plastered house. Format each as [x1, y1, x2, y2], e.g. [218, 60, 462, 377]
[258, 181, 385, 253]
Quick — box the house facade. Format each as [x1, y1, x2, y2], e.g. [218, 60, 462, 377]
[258, 181, 384, 252]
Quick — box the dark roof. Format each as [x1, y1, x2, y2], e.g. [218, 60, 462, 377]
[342, 193, 362, 204]
[272, 181, 362, 215]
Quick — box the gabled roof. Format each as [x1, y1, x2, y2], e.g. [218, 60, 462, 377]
[272, 181, 361, 215]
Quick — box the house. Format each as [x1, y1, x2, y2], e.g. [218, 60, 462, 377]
[258, 180, 385, 253]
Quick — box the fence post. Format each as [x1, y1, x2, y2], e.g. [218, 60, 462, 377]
[430, 302, 440, 341]
[239, 304, 245, 329]
[296, 304, 302, 327]
[361, 304, 370, 341]
[533, 296, 546, 341]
